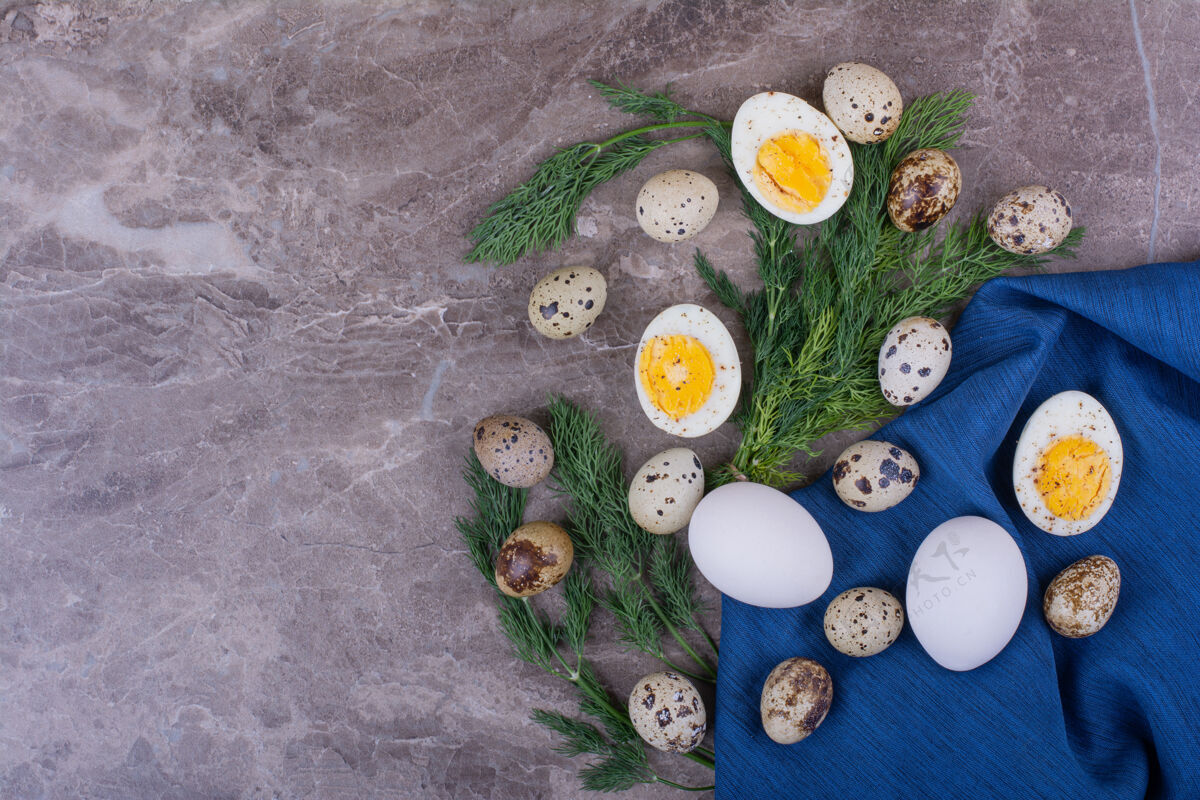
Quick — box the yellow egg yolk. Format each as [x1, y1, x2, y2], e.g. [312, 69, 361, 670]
[752, 132, 833, 214]
[1034, 435, 1112, 520]
[638, 335, 715, 421]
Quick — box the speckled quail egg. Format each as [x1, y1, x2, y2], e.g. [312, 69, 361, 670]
[527, 266, 606, 339]
[832, 440, 919, 512]
[1043, 555, 1120, 638]
[473, 414, 554, 488]
[731, 91, 853, 225]
[635, 304, 741, 438]
[824, 587, 905, 656]
[636, 170, 719, 243]
[628, 448, 705, 535]
[1013, 391, 1123, 536]
[760, 658, 833, 745]
[887, 149, 962, 233]
[878, 316, 952, 406]
[494, 521, 574, 598]
[628, 671, 707, 754]
[822, 62, 903, 144]
[988, 185, 1073, 254]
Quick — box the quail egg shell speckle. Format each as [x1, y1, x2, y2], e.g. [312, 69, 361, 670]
[1013, 391, 1123, 536]
[628, 448, 705, 535]
[494, 521, 574, 598]
[878, 316, 952, 406]
[887, 149, 962, 233]
[527, 266, 606, 339]
[832, 440, 919, 511]
[824, 587, 905, 656]
[731, 91, 853, 225]
[988, 185, 1073, 254]
[636, 170, 719, 243]
[760, 658, 833, 745]
[628, 671, 707, 754]
[1043, 555, 1121, 638]
[473, 415, 554, 488]
[635, 304, 741, 438]
[822, 62, 903, 144]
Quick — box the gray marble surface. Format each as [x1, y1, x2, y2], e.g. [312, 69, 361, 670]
[1, 2, 1197, 798]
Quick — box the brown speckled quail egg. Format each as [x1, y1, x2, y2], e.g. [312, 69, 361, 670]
[527, 266, 606, 339]
[887, 149, 962, 233]
[878, 316, 952, 406]
[628, 671, 707, 754]
[1044, 555, 1120, 638]
[760, 658, 833, 745]
[832, 440, 919, 512]
[823, 587, 905, 656]
[988, 185, 1073, 254]
[495, 521, 574, 598]
[636, 169, 719, 243]
[473, 414, 554, 488]
[822, 62, 903, 144]
[628, 448, 705, 535]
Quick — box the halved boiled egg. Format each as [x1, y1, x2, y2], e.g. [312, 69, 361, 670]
[731, 91, 854, 226]
[1013, 391, 1123, 536]
[635, 304, 740, 438]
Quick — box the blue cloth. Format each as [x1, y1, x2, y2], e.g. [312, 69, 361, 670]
[716, 262, 1200, 799]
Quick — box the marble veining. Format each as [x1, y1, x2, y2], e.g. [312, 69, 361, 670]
[1, 2, 1198, 798]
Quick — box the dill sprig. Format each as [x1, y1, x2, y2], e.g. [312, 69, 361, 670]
[467, 83, 730, 265]
[455, 453, 715, 793]
[692, 92, 1083, 486]
[547, 396, 718, 683]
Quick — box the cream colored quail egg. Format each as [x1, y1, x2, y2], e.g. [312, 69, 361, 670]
[824, 587, 905, 656]
[473, 415, 554, 488]
[988, 185, 1073, 254]
[832, 440, 919, 512]
[527, 266, 606, 339]
[636, 170, 719, 243]
[628, 448, 705, 534]
[878, 316, 952, 406]
[628, 671, 707, 754]
[822, 62, 903, 143]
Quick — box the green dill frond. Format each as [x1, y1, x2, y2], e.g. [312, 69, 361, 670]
[498, 596, 563, 674]
[694, 251, 745, 313]
[883, 89, 975, 160]
[600, 585, 665, 657]
[590, 80, 691, 123]
[579, 741, 655, 792]
[650, 536, 708, 633]
[455, 453, 526, 586]
[575, 659, 640, 743]
[466, 137, 671, 265]
[547, 397, 651, 575]
[532, 709, 612, 758]
[561, 568, 596, 655]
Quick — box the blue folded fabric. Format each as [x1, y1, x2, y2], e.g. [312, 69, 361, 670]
[715, 261, 1200, 799]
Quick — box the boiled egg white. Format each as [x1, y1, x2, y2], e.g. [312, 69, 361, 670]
[731, 91, 854, 226]
[1012, 391, 1123, 536]
[634, 304, 740, 438]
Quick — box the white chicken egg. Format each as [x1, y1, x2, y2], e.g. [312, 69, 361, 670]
[731, 91, 854, 226]
[1013, 391, 1123, 536]
[634, 304, 741, 438]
